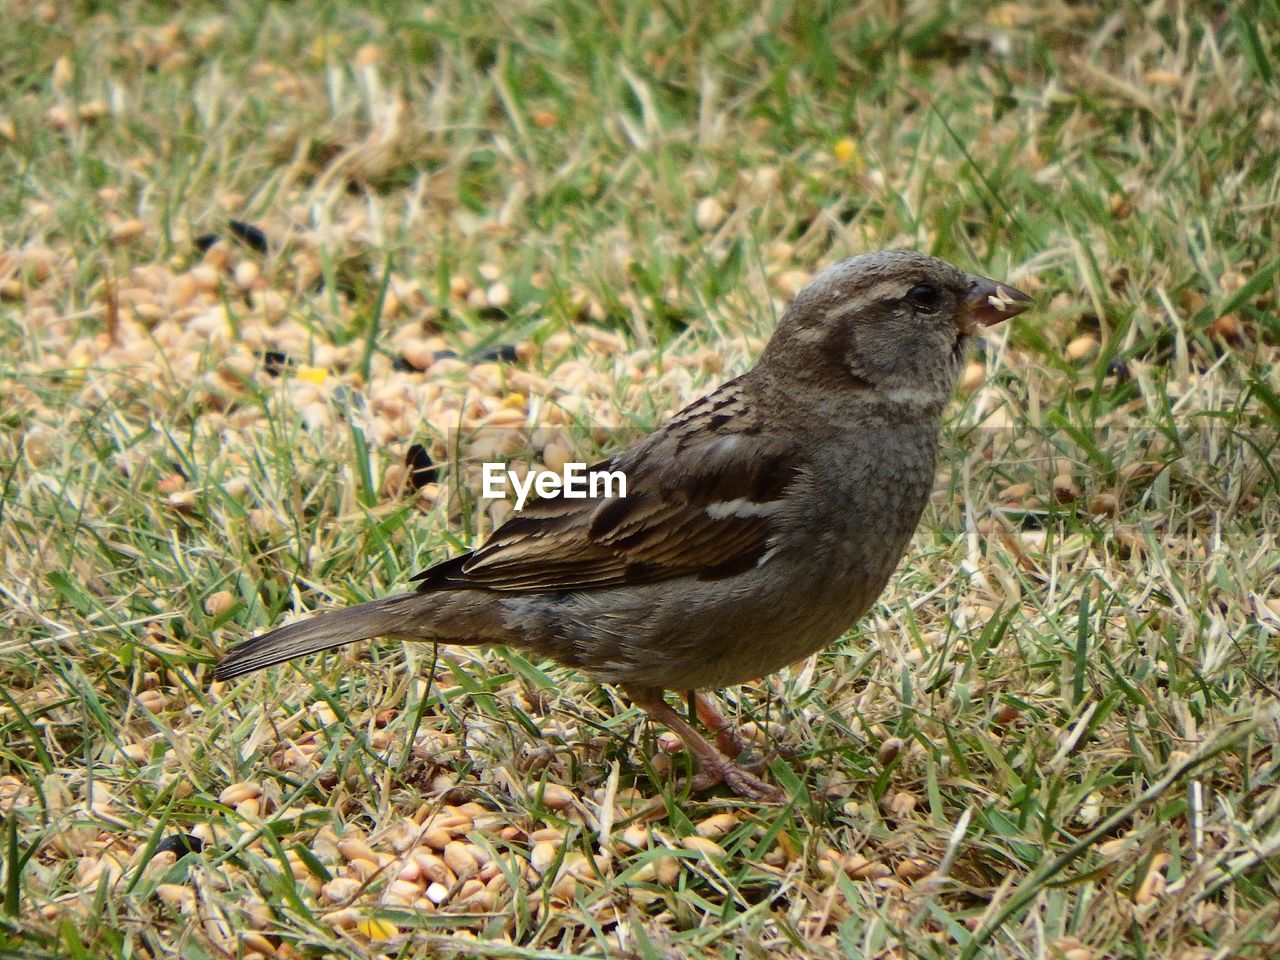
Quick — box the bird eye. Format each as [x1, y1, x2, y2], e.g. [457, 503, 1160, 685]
[907, 282, 941, 310]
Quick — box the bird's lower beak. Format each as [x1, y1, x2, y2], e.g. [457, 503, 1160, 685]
[965, 276, 1033, 327]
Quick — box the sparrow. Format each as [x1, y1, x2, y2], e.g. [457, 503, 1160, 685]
[215, 250, 1033, 802]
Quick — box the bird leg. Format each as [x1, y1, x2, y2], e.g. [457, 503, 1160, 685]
[625, 685, 786, 803]
[692, 692, 753, 761]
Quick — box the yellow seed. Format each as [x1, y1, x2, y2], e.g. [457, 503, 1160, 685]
[296, 365, 329, 385]
[219, 782, 261, 808]
[241, 932, 274, 956]
[833, 137, 858, 164]
[356, 917, 397, 941]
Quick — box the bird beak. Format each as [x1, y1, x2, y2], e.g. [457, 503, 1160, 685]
[964, 276, 1033, 327]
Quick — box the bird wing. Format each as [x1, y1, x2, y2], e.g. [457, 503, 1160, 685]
[411, 387, 806, 592]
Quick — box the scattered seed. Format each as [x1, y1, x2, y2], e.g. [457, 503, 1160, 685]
[337, 837, 377, 863]
[1052, 474, 1079, 503]
[1089, 492, 1119, 515]
[961, 361, 985, 394]
[680, 836, 725, 859]
[155, 883, 195, 909]
[1208, 313, 1239, 340]
[234, 261, 260, 290]
[204, 590, 234, 616]
[895, 858, 933, 882]
[651, 853, 680, 886]
[885, 791, 917, 816]
[320, 877, 361, 904]
[530, 841, 557, 875]
[993, 703, 1021, 726]
[443, 841, 478, 879]
[695, 197, 726, 231]
[1066, 335, 1098, 361]
[109, 219, 145, 244]
[530, 783, 574, 810]
[999, 482, 1034, 503]
[876, 737, 903, 766]
[696, 812, 738, 839]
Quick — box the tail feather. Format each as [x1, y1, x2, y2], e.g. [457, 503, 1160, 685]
[214, 593, 423, 681]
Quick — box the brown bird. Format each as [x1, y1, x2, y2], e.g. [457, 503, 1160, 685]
[215, 250, 1032, 802]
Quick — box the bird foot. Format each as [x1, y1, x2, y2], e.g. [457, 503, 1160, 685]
[626, 685, 790, 804]
[685, 754, 787, 803]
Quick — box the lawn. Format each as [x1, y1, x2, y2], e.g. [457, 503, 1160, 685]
[2, 1, 1279, 958]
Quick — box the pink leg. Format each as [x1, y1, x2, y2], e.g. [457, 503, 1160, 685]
[626, 685, 786, 803]
[693, 692, 752, 759]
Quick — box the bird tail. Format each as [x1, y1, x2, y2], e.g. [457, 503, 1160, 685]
[214, 592, 430, 681]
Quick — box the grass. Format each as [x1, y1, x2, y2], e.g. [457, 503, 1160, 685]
[2, 1, 1279, 957]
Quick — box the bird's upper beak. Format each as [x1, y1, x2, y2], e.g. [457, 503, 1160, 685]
[964, 275, 1034, 328]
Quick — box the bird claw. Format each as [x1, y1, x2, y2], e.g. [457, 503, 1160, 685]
[684, 756, 787, 804]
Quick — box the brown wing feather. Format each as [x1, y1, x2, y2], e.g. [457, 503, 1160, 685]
[412, 385, 805, 593]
